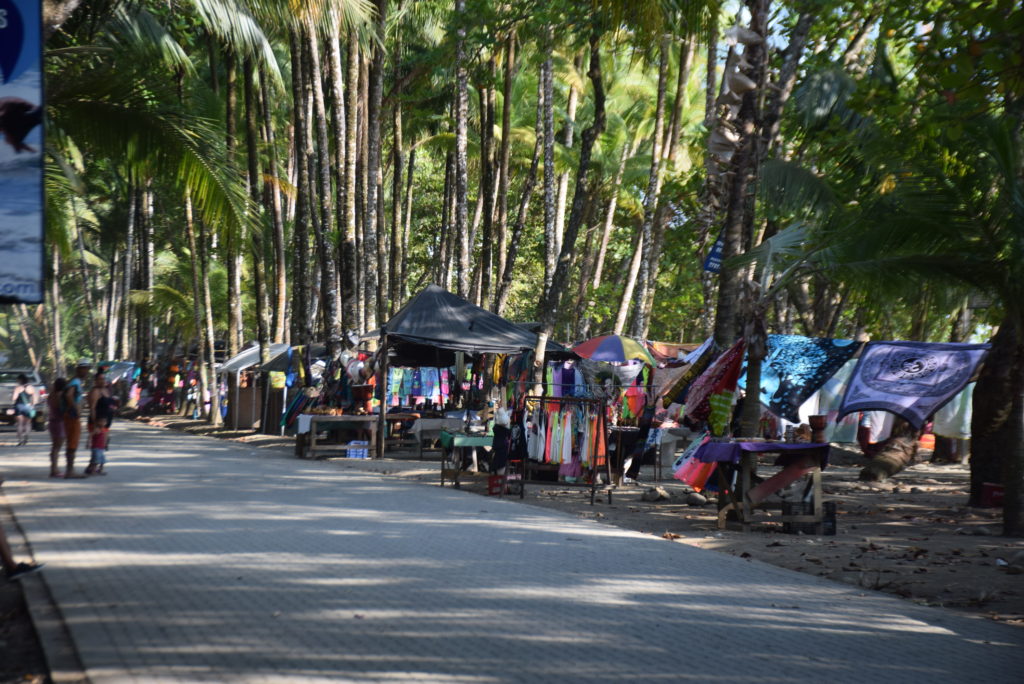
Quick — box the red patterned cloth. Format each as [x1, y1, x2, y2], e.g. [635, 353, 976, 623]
[683, 340, 746, 424]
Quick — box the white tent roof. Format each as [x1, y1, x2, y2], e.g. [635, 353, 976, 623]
[218, 343, 290, 374]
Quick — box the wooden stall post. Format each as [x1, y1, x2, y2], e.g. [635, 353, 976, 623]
[376, 329, 388, 459]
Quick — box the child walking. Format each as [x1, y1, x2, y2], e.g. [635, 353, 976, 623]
[87, 417, 109, 475]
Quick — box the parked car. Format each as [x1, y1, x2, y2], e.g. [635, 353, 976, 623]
[0, 369, 48, 431]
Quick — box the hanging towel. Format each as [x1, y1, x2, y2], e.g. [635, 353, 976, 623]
[739, 334, 861, 423]
[839, 341, 989, 429]
[684, 340, 746, 424]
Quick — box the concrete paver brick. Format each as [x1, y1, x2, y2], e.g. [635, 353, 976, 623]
[1, 421, 1023, 682]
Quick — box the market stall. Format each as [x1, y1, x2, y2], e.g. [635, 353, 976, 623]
[377, 285, 565, 472]
[218, 343, 290, 430]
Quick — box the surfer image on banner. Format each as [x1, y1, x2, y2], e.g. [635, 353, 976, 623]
[0, 96, 41, 153]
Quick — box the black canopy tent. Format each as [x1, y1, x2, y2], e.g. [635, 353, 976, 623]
[375, 285, 568, 457]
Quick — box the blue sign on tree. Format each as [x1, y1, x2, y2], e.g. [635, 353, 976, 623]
[703, 231, 725, 274]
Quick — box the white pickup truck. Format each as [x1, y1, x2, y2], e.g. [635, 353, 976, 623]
[0, 369, 48, 431]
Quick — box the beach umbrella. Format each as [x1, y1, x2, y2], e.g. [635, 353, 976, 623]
[572, 334, 657, 366]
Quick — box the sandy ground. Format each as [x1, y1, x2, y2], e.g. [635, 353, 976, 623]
[132, 414, 1024, 628]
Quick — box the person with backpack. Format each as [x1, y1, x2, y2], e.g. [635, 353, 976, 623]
[10, 374, 37, 447]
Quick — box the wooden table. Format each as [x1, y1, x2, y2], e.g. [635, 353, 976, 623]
[295, 414, 378, 459]
[439, 429, 494, 488]
[383, 412, 421, 451]
[410, 417, 465, 459]
[694, 441, 830, 533]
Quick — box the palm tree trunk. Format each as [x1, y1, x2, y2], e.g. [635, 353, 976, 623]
[105, 248, 121, 359]
[554, 55, 582, 258]
[198, 216, 221, 426]
[614, 230, 644, 334]
[479, 63, 496, 308]
[534, 33, 606, 376]
[494, 75, 544, 316]
[49, 244, 65, 374]
[712, 0, 769, 348]
[579, 140, 632, 339]
[71, 201, 100, 357]
[401, 147, 415, 301]
[859, 417, 921, 482]
[970, 315, 1024, 536]
[259, 67, 288, 344]
[244, 58, 271, 378]
[541, 45, 556, 297]
[327, 12, 347, 336]
[306, 18, 342, 355]
[390, 64, 404, 315]
[14, 305, 40, 371]
[640, 37, 698, 336]
[495, 34, 516, 287]
[289, 29, 312, 347]
[342, 29, 360, 336]
[629, 36, 670, 339]
[454, 0, 470, 299]
[184, 194, 211, 420]
[119, 191, 135, 359]
[225, 50, 242, 359]
[364, 0, 388, 326]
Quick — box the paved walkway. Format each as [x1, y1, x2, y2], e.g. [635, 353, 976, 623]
[2, 421, 1022, 683]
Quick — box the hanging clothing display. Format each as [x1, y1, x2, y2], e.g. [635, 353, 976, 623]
[932, 382, 974, 439]
[684, 339, 746, 424]
[839, 341, 989, 429]
[740, 334, 861, 423]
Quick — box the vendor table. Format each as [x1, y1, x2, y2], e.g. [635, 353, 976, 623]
[383, 412, 421, 451]
[694, 441, 830, 533]
[295, 414, 378, 459]
[439, 429, 494, 488]
[411, 417, 465, 459]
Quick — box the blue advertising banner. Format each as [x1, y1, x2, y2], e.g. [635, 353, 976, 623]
[0, 0, 43, 303]
[702, 231, 724, 273]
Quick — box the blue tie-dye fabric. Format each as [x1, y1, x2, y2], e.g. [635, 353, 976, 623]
[741, 335, 860, 422]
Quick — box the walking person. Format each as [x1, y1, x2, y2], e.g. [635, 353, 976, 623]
[11, 374, 37, 446]
[62, 362, 91, 478]
[47, 378, 67, 478]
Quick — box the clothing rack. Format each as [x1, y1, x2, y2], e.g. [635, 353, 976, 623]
[516, 395, 613, 505]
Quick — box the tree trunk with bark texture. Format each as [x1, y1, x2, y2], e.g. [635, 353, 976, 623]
[306, 19, 342, 355]
[390, 18, 405, 316]
[494, 76, 543, 316]
[479, 66, 496, 308]
[534, 34, 605, 378]
[495, 35, 516, 287]
[541, 44, 556, 297]
[184, 194, 211, 420]
[258, 68, 288, 344]
[859, 417, 921, 482]
[454, 0, 470, 299]
[243, 58, 270, 375]
[224, 51, 242, 358]
[578, 140, 633, 339]
[629, 37, 670, 338]
[554, 56, 581, 259]
[342, 30, 360, 336]
[712, 0, 770, 348]
[289, 30, 312, 348]
[365, 1, 387, 327]
[970, 315, 1024, 535]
